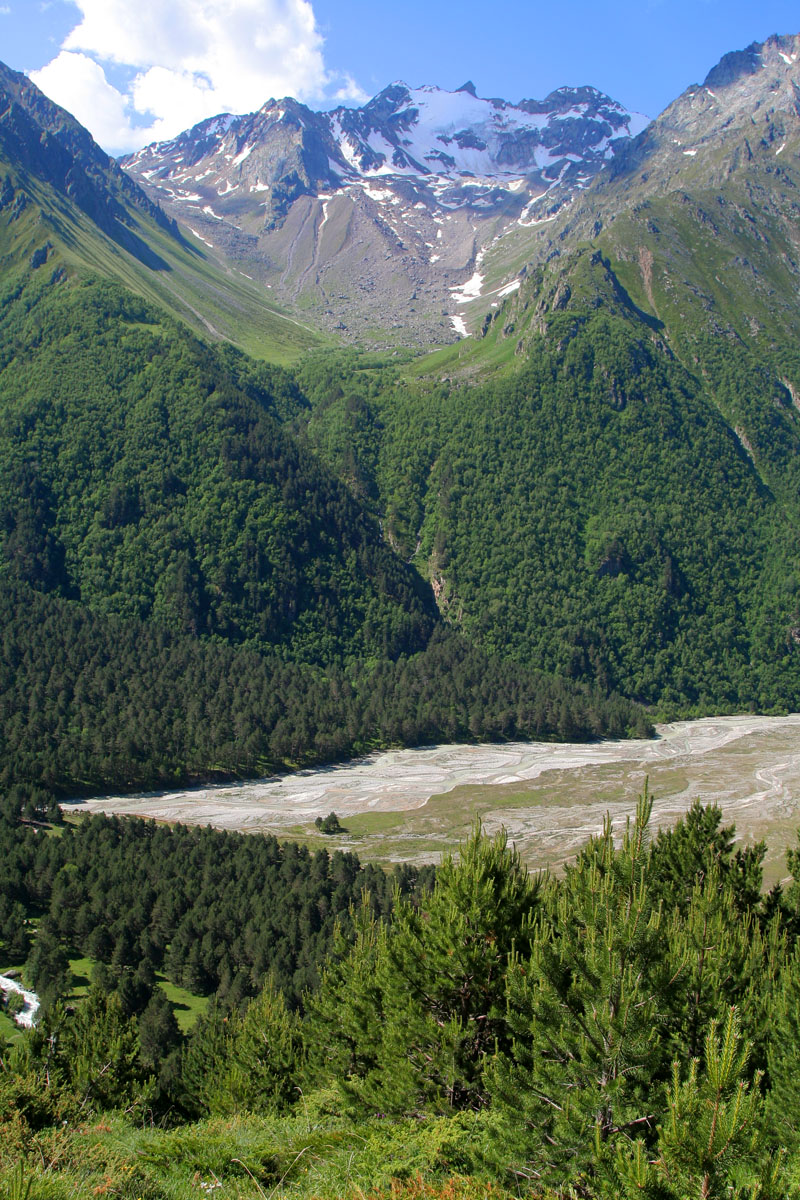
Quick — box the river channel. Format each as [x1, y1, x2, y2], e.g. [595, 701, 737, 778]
[63, 714, 800, 881]
[0, 975, 40, 1028]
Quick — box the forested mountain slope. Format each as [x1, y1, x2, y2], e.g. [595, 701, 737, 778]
[0, 268, 436, 664]
[297, 294, 797, 713]
[0, 245, 647, 800]
[0, 578, 647, 796]
[293, 36, 800, 712]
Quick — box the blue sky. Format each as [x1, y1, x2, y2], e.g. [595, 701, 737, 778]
[312, 0, 800, 113]
[2, 0, 799, 154]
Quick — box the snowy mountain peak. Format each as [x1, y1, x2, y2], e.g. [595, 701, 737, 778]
[124, 78, 647, 205]
[120, 77, 650, 346]
[323, 80, 647, 185]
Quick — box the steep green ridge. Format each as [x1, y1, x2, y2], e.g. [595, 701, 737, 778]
[0, 60, 324, 362]
[296, 245, 800, 711]
[448, 31, 800, 340]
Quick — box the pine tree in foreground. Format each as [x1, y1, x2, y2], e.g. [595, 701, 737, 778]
[308, 825, 540, 1115]
[607, 1008, 790, 1199]
[492, 790, 672, 1187]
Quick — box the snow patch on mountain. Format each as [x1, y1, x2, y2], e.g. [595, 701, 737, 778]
[120, 78, 651, 348]
[497, 279, 521, 297]
[451, 269, 484, 303]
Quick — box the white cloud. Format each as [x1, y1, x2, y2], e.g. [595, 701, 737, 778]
[332, 74, 370, 104]
[31, 51, 139, 151]
[29, 0, 365, 155]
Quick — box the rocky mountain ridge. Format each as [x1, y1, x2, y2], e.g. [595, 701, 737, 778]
[121, 81, 648, 345]
[0, 60, 176, 253]
[488, 32, 800, 273]
[444, 31, 800, 342]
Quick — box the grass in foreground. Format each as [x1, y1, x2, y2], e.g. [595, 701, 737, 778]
[0, 1106, 506, 1200]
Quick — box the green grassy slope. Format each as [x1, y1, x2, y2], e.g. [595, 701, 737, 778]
[0, 59, 326, 363]
[0, 156, 324, 363]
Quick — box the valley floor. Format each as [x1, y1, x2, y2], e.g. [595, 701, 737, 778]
[64, 713, 800, 882]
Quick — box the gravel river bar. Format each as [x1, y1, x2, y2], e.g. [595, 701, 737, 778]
[62, 714, 800, 878]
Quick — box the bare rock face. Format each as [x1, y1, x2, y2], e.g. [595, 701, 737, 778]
[120, 81, 648, 346]
[599, 32, 800, 197]
[120, 34, 800, 348]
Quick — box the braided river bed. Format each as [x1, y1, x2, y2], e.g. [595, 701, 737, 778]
[64, 714, 800, 880]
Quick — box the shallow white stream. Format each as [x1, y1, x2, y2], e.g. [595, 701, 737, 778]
[0, 974, 40, 1028]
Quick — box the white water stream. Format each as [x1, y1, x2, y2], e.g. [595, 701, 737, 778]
[0, 974, 40, 1028]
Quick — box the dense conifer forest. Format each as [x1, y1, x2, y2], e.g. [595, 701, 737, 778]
[0, 808, 434, 1011]
[4, 802, 800, 1198]
[0, 580, 648, 795]
[0, 270, 435, 663]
